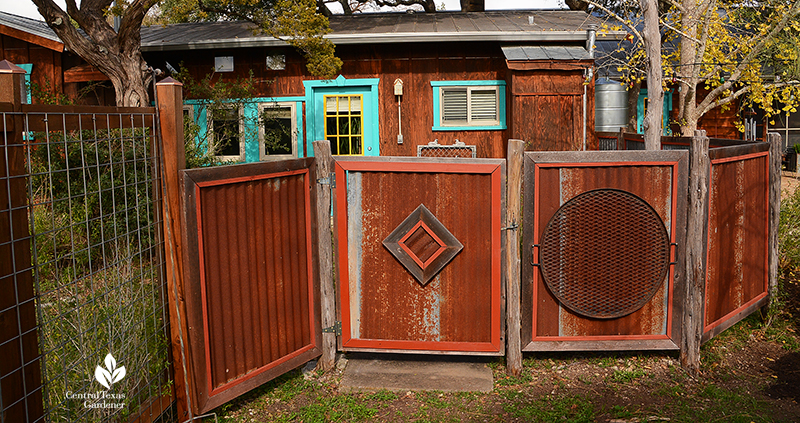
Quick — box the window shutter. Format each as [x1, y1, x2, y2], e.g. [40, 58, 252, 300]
[442, 89, 468, 122]
[470, 89, 497, 121]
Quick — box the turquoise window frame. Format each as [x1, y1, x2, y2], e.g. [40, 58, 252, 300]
[18, 64, 32, 104]
[186, 96, 305, 163]
[637, 89, 673, 135]
[431, 80, 506, 131]
[304, 75, 380, 157]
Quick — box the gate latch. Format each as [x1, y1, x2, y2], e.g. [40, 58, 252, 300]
[317, 173, 336, 188]
[322, 321, 341, 336]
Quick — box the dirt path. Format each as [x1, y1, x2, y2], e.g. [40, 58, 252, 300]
[783, 173, 799, 200]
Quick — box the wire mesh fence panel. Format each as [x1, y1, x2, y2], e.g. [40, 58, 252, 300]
[417, 140, 477, 158]
[1, 107, 175, 423]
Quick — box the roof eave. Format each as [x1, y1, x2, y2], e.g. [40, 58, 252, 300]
[141, 30, 627, 52]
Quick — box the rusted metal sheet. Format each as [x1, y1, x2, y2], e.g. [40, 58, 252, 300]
[704, 150, 769, 340]
[522, 150, 688, 351]
[335, 157, 505, 354]
[181, 158, 320, 414]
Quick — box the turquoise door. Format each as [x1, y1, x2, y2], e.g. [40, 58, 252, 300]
[304, 76, 380, 156]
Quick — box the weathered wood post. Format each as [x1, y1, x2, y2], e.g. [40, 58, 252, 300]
[155, 77, 192, 420]
[617, 127, 625, 151]
[680, 130, 710, 373]
[0, 60, 44, 423]
[767, 132, 782, 310]
[505, 139, 524, 376]
[313, 140, 337, 371]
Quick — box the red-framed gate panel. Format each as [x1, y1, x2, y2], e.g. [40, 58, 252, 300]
[703, 143, 770, 342]
[181, 158, 321, 414]
[334, 157, 505, 355]
[522, 151, 688, 351]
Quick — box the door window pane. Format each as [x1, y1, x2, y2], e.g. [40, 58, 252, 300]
[324, 95, 363, 155]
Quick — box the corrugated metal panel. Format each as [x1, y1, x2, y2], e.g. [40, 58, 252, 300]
[181, 158, 320, 414]
[335, 158, 504, 354]
[502, 46, 593, 61]
[199, 173, 312, 389]
[705, 152, 769, 333]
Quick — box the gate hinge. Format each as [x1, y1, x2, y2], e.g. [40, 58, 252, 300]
[317, 173, 336, 188]
[322, 321, 341, 336]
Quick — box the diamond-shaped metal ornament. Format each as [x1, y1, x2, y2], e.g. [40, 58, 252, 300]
[383, 204, 463, 286]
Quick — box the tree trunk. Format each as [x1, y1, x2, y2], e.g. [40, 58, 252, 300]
[627, 79, 641, 133]
[678, 0, 700, 137]
[639, 0, 663, 150]
[32, 0, 153, 107]
[460, 0, 485, 11]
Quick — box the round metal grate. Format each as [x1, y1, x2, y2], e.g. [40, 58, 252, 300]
[539, 189, 671, 319]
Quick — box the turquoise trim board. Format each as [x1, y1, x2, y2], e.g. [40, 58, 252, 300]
[18, 64, 32, 104]
[303, 75, 380, 157]
[431, 80, 507, 131]
[637, 89, 673, 135]
[185, 96, 305, 163]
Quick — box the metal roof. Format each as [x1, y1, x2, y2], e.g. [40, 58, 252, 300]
[0, 11, 62, 45]
[140, 10, 623, 52]
[502, 45, 592, 61]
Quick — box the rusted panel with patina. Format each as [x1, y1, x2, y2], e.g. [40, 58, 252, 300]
[181, 158, 321, 413]
[704, 151, 769, 336]
[335, 158, 505, 354]
[522, 151, 688, 351]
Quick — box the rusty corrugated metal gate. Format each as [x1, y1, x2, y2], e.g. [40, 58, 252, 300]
[704, 143, 770, 341]
[174, 142, 774, 414]
[334, 157, 506, 354]
[180, 159, 321, 414]
[522, 151, 689, 351]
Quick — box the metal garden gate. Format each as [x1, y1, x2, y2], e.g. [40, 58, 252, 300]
[180, 158, 321, 414]
[333, 157, 506, 355]
[522, 150, 689, 351]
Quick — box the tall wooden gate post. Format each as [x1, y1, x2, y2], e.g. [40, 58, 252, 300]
[767, 132, 781, 311]
[155, 77, 192, 421]
[0, 60, 44, 423]
[680, 130, 710, 373]
[313, 140, 337, 371]
[505, 140, 524, 376]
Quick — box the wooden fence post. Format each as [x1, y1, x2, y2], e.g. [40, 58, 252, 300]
[155, 77, 192, 420]
[680, 130, 710, 374]
[505, 140, 524, 376]
[767, 132, 781, 311]
[0, 60, 44, 423]
[313, 140, 337, 371]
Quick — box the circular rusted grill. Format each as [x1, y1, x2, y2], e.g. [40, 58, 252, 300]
[539, 189, 670, 319]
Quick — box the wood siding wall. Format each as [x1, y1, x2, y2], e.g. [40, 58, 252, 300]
[0, 34, 63, 100]
[146, 42, 591, 158]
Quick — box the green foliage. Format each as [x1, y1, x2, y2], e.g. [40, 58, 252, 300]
[779, 183, 800, 269]
[156, 0, 341, 78]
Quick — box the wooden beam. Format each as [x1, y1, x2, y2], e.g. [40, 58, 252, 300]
[155, 77, 192, 422]
[680, 130, 710, 374]
[504, 139, 523, 376]
[0, 25, 63, 52]
[63, 64, 109, 83]
[767, 132, 781, 311]
[313, 140, 337, 371]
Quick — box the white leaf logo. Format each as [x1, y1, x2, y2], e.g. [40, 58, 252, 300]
[95, 353, 126, 389]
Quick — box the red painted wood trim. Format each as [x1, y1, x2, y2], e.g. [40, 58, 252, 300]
[335, 160, 500, 174]
[531, 160, 680, 341]
[208, 344, 317, 396]
[342, 338, 499, 352]
[709, 151, 768, 165]
[335, 160, 503, 353]
[195, 168, 309, 188]
[530, 334, 671, 342]
[398, 220, 447, 269]
[703, 292, 768, 334]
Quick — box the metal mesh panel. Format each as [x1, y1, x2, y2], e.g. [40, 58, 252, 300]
[1, 107, 175, 422]
[539, 189, 670, 319]
[417, 140, 477, 158]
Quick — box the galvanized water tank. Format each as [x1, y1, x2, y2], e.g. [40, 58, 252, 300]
[595, 78, 628, 132]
